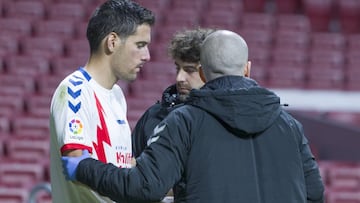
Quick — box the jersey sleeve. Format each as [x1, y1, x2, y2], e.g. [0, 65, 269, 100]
[50, 75, 94, 154]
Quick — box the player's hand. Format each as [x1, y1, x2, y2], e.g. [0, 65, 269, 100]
[62, 149, 90, 181]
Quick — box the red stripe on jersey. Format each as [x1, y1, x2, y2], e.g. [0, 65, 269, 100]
[61, 144, 93, 154]
[93, 93, 112, 163]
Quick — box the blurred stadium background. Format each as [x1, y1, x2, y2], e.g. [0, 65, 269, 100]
[0, 0, 360, 202]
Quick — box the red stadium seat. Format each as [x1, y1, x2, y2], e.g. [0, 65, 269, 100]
[4, 137, 50, 162]
[310, 32, 346, 52]
[163, 8, 200, 27]
[326, 190, 360, 203]
[325, 112, 360, 128]
[302, 0, 334, 32]
[33, 19, 76, 40]
[0, 18, 32, 39]
[306, 65, 344, 90]
[0, 86, 24, 98]
[0, 160, 45, 187]
[5, 1, 45, 22]
[242, 0, 266, 12]
[127, 109, 148, 130]
[0, 135, 4, 158]
[51, 57, 86, 77]
[154, 25, 181, 45]
[273, 30, 310, 51]
[149, 41, 172, 63]
[201, 10, 239, 30]
[0, 95, 25, 117]
[116, 80, 130, 96]
[0, 35, 19, 57]
[347, 34, 360, 54]
[338, 0, 360, 34]
[0, 187, 28, 203]
[64, 39, 89, 60]
[35, 74, 65, 96]
[21, 36, 64, 59]
[46, 3, 86, 22]
[170, 0, 206, 12]
[51, 0, 99, 4]
[271, 45, 309, 66]
[276, 14, 312, 33]
[0, 117, 10, 134]
[127, 96, 158, 112]
[141, 61, 176, 80]
[248, 47, 271, 67]
[240, 13, 276, 33]
[250, 65, 268, 87]
[10, 116, 50, 138]
[306, 50, 345, 90]
[134, 0, 170, 12]
[0, 73, 36, 94]
[0, 57, 3, 73]
[345, 46, 360, 88]
[207, 0, 243, 13]
[318, 160, 360, 187]
[0, 107, 17, 118]
[5, 55, 51, 77]
[328, 165, 360, 190]
[24, 95, 52, 118]
[129, 78, 173, 99]
[308, 49, 345, 69]
[239, 28, 273, 50]
[268, 64, 306, 89]
[274, 0, 302, 13]
[345, 67, 360, 91]
[74, 21, 89, 39]
[127, 96, 159, 128]
[0, 1, 3, 17]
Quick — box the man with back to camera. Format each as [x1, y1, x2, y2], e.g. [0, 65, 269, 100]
[49, 0, 154, 202]
[62, 30, 325, 203]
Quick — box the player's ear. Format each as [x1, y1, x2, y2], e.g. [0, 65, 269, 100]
[199, 66, 207, 83]
[244, 61, 251, 78]
[106, 32, 119, 53]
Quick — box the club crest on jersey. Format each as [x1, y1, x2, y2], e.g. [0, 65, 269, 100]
[68, 118, 83, 135]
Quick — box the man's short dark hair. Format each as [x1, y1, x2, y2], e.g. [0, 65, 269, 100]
[87, 0, 155, 53]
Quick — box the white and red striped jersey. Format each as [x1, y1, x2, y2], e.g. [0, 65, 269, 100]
[50, 67, 132, 203]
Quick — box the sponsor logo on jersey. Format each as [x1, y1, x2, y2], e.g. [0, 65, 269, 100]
[68, 118, 83, 135]
[117, 119, 126, 124]
[116, 152, 132, 167]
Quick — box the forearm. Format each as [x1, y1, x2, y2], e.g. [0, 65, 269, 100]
[76, 157, 173, 202]
[77, 158, 128, 202]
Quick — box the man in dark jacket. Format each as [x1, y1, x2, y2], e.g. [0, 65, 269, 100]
[62, 30, 325, 203]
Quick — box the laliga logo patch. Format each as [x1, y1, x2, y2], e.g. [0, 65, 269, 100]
[68, 118, 83, 135]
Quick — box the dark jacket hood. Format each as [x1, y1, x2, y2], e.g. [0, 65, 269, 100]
[188, 76, 281, 135]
